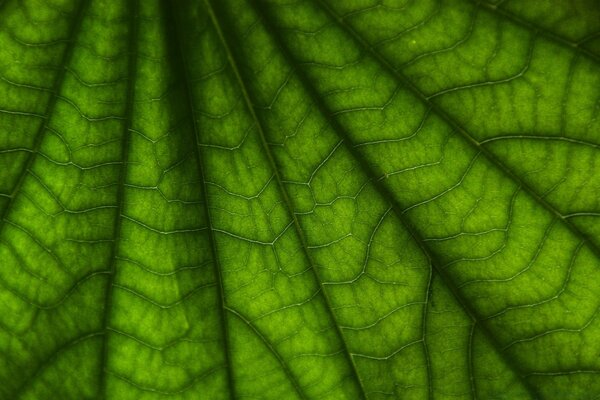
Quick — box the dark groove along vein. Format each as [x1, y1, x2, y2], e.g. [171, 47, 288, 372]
[205, 0, 366, 398]
[474, 0, 600, 63]
[421, 273, 434, 399]
[12, 331, 104, 398]
[4, 0, 94, 396]
[313, 0, 600, 270]
[248, 0, 541, 398]
[0, 0, 87, 234]
[223, 0, 428, 397]
[99, 0, 138, 397]
[166, 2, 235, 398]
[205, 0, 367, 399]
[467, 322, 477, 398]
[225, 306, 305, 399]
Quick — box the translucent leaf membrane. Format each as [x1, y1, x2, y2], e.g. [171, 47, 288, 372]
[0, 0, 598, 399]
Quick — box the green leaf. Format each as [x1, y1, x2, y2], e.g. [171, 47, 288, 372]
[1, 0, 599, 398]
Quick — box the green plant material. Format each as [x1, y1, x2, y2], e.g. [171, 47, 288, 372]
[0, 0, 599, 398]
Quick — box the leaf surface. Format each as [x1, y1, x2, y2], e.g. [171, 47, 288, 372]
[0, 0, 599, 399]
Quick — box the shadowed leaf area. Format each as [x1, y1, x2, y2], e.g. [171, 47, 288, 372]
[0, 0, 599, 398]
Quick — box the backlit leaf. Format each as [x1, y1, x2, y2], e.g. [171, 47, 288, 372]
[0, 0, 599, 398]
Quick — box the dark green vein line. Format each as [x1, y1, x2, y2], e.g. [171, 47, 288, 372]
[0, 0, 8, 15]
[225, 306, 305, 397]
[0, 0, 87, 234]
[579, 31, 600, 46]
[166, 3, 236, 398]
[474, 0, 600, 63]
[98, 1, 138, 398]
[12, 332, 104, 398]
[249, 1, 541, 398]
[314, 0, 600, 279]
[422, 271, 433, 400]
[468, 322, 477, 399]
[205, 1, 367, 398]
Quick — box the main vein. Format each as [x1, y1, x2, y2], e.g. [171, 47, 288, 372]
[205, 0, 368, 398]
[474, 0, 600, 64]
[99, 0, 138, 397]
[165, 2, 236, 398]
[0, 0, 88, 235]
[313, 0, 600, 274]
[250, 0, 542, 397]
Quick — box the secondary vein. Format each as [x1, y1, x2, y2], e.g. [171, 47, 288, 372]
[99, 0, 138, 397]
[166, 2, 236, 398]
[205, 0, 368, 398]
